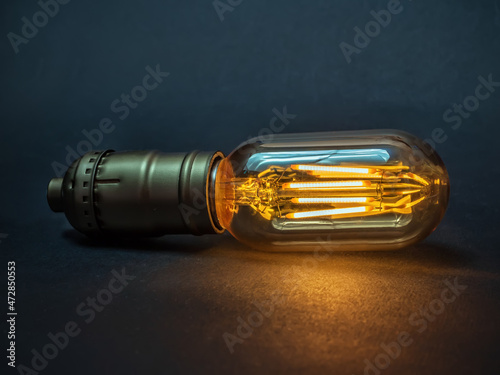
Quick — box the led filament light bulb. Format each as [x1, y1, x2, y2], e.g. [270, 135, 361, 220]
[47, 130, 449, 251]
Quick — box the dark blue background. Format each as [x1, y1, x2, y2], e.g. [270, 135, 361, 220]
[1, 0, 499, 374]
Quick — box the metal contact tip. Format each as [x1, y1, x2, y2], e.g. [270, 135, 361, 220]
[47, 177, 64, 212]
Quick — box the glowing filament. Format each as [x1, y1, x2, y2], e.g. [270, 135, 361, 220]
[292, 164, 370, 174]
[407, 172, 429, 186]
[286, 206, 371, 219]
[283, 181, 368, 189]
[291, 197, 370, 204]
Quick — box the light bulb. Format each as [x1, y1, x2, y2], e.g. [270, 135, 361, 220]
[47, 130, 449, 251]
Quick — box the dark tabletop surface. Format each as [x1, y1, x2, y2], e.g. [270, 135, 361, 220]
[1, 0, 499, 374]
